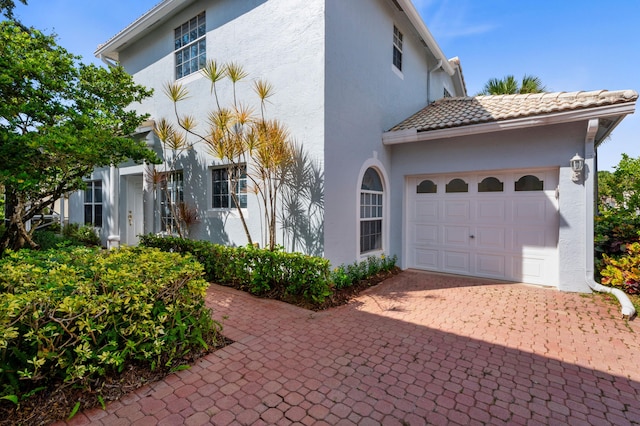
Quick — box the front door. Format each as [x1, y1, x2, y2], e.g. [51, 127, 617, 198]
[125, 176, 144, 245]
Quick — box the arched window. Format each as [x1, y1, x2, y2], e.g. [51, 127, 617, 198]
[417, 179, 437, 194]
[478, 177, 504, 192]
[445, 178, 468, 193]
[360, 168, 383, 254]
[515, 175, 543, 191]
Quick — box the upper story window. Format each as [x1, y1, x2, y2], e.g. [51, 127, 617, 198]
[443, 88, 452, 98]
[84, 180, 102, 227]
[212, 164, 247, 209]
[393, 26, 403, 71]
[175, 12, 206, 79]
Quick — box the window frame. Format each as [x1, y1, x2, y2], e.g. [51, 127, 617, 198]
[159, 171, 184, 234]
[174, 12, 206, 80]
[83, 180, 103, 227]
[211, 164, 247, 210]
[393, 25, 403, 72]
[360, 167, 384, 255]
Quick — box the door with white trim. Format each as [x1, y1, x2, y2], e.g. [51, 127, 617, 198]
[125, 176, 144, 245]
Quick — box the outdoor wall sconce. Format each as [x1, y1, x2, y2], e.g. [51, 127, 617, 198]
[570, 153, 584, 182]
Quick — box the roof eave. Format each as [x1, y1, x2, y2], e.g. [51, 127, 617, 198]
[382, 102, 637, 145]
[95, 0, 193, 62]
[396, 0, 455, 76]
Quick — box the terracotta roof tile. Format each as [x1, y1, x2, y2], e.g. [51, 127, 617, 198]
[389, 90, 638, 132]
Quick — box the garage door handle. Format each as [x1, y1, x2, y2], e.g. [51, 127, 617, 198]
[469, 235, 475, 239]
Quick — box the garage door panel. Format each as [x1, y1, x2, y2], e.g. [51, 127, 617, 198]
[513, 198, 548, 223]
[415, 200, 438, 221]
[514, 228, 546, 248]
[444, 226, 471, 245]
[444, 200, 470, 222]
[513, 255, 546, 284]
[414, 249, 439, 269]
[475, 227, 506, 250]
[476, 199, 507, 224]
[476, 253, 506, 277]
[443, 251, 469, 273]
[414, 224, 438, 244]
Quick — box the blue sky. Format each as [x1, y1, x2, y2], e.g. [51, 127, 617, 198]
[15, 0, 639, 170]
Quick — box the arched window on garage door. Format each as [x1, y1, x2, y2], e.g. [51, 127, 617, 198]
[478, 177, 504, 192]
[445, 178, 468, 193]
[417, 179, 437, 194]
[515, 175, 544, 191]
[360, 168, 383, 254]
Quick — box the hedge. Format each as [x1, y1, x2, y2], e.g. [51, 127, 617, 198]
[139, 234, 332, 304]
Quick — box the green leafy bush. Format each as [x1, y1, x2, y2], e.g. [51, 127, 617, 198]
[140, 234, 332, 304]
[62, 223, 101, 246]
[0, 246, 220, 400]
[595, 212, 640, 259]
[600, 242, 640, 295]
[330, 254, 398, 290]
[30, 223, 101, 251]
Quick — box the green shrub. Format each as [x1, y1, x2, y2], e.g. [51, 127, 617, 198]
[595, 212, 640, 259]
[330, 254, 398, 290]
[61, 223, 101, 246]
[0, 246, 220, 400]
[140, 234, 332, 304]
[600, 242, 640, 295]
[31, 229, 66, 250]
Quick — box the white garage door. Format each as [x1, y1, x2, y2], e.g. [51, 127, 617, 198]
[407, 169, 559, 285]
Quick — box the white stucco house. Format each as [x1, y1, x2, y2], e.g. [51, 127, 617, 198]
[69, 0, 637, 297]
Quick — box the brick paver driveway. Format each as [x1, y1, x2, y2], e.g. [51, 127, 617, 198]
[64, 270, 640, 425]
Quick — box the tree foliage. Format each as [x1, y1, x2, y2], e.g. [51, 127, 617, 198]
[598, 154, 640, 215]
[478, 74, 547, 95]
[595, 154, 640, 270]
[0, 20, 158, 251]
[0, 0, 26, 20]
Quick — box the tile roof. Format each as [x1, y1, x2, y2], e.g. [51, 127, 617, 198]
[389, 90, 638, 132]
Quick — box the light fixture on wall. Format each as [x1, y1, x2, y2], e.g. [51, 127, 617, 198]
[570, 153, 584, 182]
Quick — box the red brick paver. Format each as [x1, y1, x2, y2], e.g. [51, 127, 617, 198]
[56, 271, 640, 425]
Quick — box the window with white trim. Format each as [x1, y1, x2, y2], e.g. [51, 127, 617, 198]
[160, 171, 184, 234]
[175, 12, 206, 79]
[393, 26, 403, 71]
[84, 180, 102, 227]
[212, 165, 247, 209]
[360, 168, 383, 254]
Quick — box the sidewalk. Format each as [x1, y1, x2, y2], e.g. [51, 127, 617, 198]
[60, 270, 640, 425]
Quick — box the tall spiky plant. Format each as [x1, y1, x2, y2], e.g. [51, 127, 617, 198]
[159, 59, 309, 250]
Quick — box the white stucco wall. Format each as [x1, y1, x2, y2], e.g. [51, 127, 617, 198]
[388, 120, 592, 292]
[322, 0, 459, 267]
[113, 0, 326, 249]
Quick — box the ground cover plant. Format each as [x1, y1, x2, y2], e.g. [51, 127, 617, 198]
[0, 246, 223, 425]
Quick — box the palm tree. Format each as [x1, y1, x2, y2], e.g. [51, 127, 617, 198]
[478, 74, 546, 95]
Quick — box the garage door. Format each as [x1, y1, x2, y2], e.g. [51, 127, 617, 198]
[407, 169, 559, 285]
